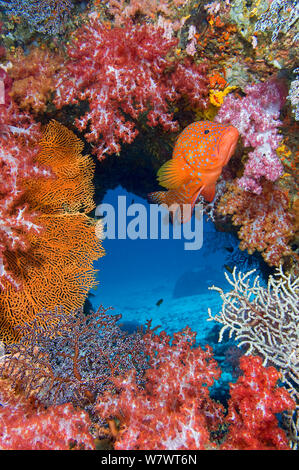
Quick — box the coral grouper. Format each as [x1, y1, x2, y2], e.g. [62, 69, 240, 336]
[149, 121, 239, 221]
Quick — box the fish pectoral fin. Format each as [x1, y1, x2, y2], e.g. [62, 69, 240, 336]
[157, 159, 188, 189]
[148, 189, 185, 208]
[200, 184, 216, 202]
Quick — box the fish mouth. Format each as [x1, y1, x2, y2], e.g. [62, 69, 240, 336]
[217, 126, 239, 166]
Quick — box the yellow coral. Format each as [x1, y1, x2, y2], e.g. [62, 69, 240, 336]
[209, 86, 237, 107]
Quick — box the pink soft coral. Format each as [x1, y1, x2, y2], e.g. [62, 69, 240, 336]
[96, 326, 222, 450]
[54, 19, 209, 160]
[215, 79, 287, 194]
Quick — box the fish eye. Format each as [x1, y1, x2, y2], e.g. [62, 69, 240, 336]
[204, 130, 209, 134]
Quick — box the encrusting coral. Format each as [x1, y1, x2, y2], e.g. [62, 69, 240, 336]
[0, 121, 104, 343]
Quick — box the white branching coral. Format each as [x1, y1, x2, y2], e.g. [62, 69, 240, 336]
[207, 266, 299, 401]
[208, 266, 299, 447]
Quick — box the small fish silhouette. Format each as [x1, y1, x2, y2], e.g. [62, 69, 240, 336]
[156, 298, 164, 307]
[149, 121, 239, 222]
[224, 264, 234, 274]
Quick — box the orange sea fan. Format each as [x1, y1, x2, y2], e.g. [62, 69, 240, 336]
[24, 120, 96, 214]
[0, 214, 103, 343]
[0, 121, 104, 343]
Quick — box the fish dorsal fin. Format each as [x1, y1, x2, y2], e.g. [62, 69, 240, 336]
[200, 184, 216, 202]
[157, 159, 189, 189]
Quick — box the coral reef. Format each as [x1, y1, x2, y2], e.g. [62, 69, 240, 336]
[0, 121, 104, 343]
[96, 324, 295, 449]
[208, 266, 299, 401]
[0, 69, 49, 290]
[0, 377, 94, 450]
[208, 266, 299, 448]
[103, 0, 189, 26]
[220, 355, 296, 450]
[0, 0, 298, 451]
[215, 79, 286, 194]
[54, 18, 209, 159]
[0, 305, 147, 423]
[0, 0, 74, 36]
[288, 68, 299, 121]
[7, 47, 63, 114]
[24, 119, 95, 214]
[255, 0, 299, 42]
[216, 182, 295, 266]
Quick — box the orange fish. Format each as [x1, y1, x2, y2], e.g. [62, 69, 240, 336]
[148, 121, 239, 222]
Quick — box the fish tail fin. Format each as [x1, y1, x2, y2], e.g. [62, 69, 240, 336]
[157, 159, 189, 189]
[148, 188, 201, 224]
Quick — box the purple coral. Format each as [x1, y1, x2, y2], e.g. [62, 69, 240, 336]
[0, 0, 73, 35]
[0, 306, 147, 423]
[215, 80, 287, 194]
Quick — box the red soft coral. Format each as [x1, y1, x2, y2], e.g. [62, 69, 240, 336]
[222, 356, 295, 450]
[96, 326, 295, 450]
[0, 378, 95, 450]
[54, 19, 208, 160]
[0, 68, 49, 289]
[96, 326, 224, 450]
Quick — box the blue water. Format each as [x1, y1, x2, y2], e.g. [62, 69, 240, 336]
[91, 185, 265, 398]
[91, 186, 262, 343]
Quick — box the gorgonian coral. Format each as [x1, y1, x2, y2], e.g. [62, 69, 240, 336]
[0, 0, 74, 35]
[208, 266, 299, 403]
[208, 266, 299, 448]
[54, 19, 209, 159]
[0, 306, 147, 423]
[0, 121, 104, 343]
